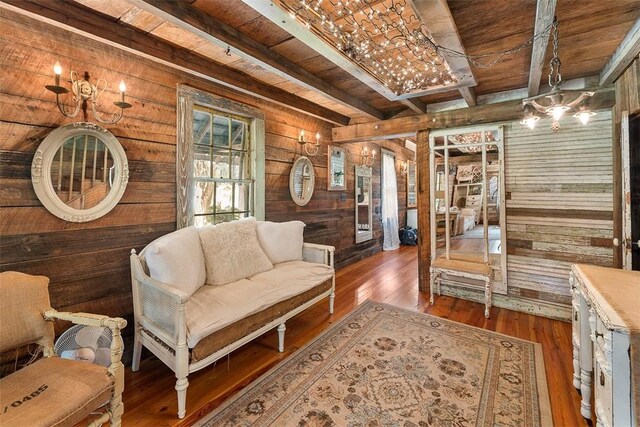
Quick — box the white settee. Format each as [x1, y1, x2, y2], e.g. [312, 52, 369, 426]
[129, 218, 335, 418]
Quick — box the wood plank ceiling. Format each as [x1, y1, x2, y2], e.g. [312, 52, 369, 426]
[40, 0, 640, 123]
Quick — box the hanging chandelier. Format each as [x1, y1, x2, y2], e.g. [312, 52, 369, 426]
[521, 17, 595, 132]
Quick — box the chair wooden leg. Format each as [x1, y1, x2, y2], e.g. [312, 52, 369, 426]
[175, 342, 189, 419]
[429, 267, 435, 304]
[277, 323, 286, 353]
[484, 276, 492, 318]
[108, 394, 124, 427]
[436, 272, 442, 296]
[175, 377, 189, 419]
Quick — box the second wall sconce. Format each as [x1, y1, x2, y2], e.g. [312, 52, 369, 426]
[45, 61, 132, 125]
[298, 130, 320, 156]
[360, 146, 376, 167]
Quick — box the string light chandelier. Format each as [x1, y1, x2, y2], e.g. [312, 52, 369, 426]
[278, 0, 556, 98]
[280, 0, 455, 96]
[521, 17, 595, 132]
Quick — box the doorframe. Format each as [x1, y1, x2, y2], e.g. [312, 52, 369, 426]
[621, 111, 632, 269]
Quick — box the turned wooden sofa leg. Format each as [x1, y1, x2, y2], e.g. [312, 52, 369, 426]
[131, 330, 142, 372]
[329, 291, 335, 314]
[277, 323, 286, 353]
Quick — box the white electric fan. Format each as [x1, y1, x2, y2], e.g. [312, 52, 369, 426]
[54, 325, 112, 367]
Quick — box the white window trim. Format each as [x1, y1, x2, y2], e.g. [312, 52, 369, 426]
[176, 84, 265, 228]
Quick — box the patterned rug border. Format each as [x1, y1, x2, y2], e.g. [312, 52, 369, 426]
[194, 300, 552, 426]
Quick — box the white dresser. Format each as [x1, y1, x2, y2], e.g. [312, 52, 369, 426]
[571, 264, 640, 427]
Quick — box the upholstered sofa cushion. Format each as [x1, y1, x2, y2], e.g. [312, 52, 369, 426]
[256, 220, 305, 264]
[145, 226, 206, 297]
[185, 260, 334, 348]
[199, 218, 273, 286]
[0, 357, 113, 427]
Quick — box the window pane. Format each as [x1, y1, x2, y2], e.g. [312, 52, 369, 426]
[231, 152, 246, 180]
[213, 115, 230, 148]
[212, 148, 230, 179]
[193, 144, 212, 178]
[231, 119, 245, 150]
[193, 181, 214, 214]
[234, 182, 250, 212]
[193, 110, 212, 146]
[215, 182, 233, 213]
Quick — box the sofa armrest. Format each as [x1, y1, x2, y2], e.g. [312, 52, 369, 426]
[130, 251, 189, 343]
[303, 242, 335, 268]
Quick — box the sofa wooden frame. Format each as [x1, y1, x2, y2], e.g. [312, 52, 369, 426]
[130, 242, 335, 419]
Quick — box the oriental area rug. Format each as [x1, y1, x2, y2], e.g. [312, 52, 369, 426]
[197, 301, 552, 426]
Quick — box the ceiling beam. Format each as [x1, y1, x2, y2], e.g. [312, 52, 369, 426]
[458, 87, 477, 107]
[332, 90, 615, 143]
[401, 98, 426, 114]
[412, 0, 477, 106]
[527, 0, 557, 97]
[599, 17, 640, 86]
[130, 0, 384, 120]
[0, 0, 350, 126]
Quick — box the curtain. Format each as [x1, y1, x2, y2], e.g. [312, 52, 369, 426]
[382, 152, 400, 251]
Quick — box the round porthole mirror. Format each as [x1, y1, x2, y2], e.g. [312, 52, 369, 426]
[31, 122, 128, 222]
[289, 156, 315, 206]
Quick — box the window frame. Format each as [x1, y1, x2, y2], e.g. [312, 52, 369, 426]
[177, 85, 265, 228]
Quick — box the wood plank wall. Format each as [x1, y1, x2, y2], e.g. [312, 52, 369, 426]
[504, 111, 614, 306]
[0, 9, 411, 359]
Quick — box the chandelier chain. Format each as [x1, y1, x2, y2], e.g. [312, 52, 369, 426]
[548, 17, 562, 87]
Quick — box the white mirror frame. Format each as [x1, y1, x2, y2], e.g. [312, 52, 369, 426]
[327, 145, 346, 191]
[355, 164, 373, 243]
[31, 122, 129, 222]
[428, 125, 507, 294]
[289, 156, 315, 206]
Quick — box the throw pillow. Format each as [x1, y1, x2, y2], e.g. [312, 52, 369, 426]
[145, 226, 206, 297]
[199, 218, 273, 286]
[256, 220, 306, 264]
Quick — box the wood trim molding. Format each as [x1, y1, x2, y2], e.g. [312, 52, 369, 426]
[332, 90, 616, 143]
[0, 0, 350, 126]
[599, 17, 640, 86]
[130, 0, 384, 120]
[527, 0, 557, 97]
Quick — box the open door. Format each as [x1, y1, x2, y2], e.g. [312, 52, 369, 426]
[622, 112, 640, 270]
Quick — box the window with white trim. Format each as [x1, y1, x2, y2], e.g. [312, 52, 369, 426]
[176, 85, 265, 229]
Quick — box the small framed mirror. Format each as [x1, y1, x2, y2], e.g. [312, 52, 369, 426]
[327, 145, 346, 191]
[407, 159, 417, 208]
[289, 156, 315, 206]
[355, 165, 373, 243]
[31, 122, 128, 222]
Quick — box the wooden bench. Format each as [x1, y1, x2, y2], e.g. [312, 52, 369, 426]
[430, 258, 494, 318]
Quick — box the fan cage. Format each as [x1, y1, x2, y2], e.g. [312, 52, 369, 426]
[54, 325, 112, 363]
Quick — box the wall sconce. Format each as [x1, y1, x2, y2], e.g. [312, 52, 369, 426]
[400, 160, 408, 175]
[298, 130, 320, 156]
[45, 61, 132, 125]
[360, 146, 376, 167]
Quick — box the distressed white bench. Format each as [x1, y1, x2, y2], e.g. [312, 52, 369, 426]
[430, 258, 494, 318]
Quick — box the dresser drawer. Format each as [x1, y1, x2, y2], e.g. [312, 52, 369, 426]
[594, 347, 613, 427]
[594, 315, 612, 366]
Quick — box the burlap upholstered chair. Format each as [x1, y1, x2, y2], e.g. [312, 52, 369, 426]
[0, 271, 127, 426]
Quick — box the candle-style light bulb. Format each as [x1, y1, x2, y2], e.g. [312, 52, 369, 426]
[315, 132, 320, 144]
[118, 80, 126, 103]
[53, 61, 62, 86]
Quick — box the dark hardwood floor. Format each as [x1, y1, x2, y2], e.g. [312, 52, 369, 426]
[121, 246, 586, 426]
